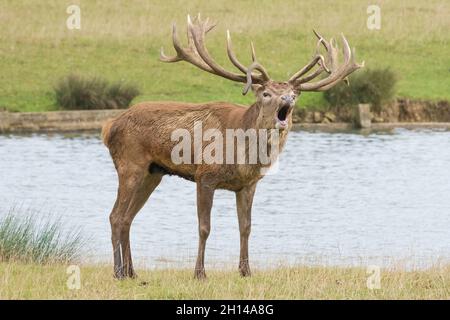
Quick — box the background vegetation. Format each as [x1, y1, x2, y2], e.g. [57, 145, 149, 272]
[0, 210, 83, 264]
[324, 68, 397, 112]
[0, 0, 449, 112]
[55, 74, 139, 110]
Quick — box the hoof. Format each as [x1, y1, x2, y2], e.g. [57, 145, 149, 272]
[124, 271, 137, 279]
[239, 265, 251, 277]
[114, 265, 137, 280]
[194, 269, 207, 280]
[113, 267, 124, 280]
[114, 273, 125, 280]
[239, 270, 251, 277]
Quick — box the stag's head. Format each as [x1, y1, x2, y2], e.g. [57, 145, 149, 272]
[160, 14, 364, 130]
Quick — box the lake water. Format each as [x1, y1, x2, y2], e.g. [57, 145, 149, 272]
[1, 128, 449, 269]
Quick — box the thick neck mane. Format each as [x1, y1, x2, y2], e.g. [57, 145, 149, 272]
[233, 102, 290, 172]
[242, 102, 261, 130]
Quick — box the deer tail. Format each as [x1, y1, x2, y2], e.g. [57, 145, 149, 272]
[101, 119, 115, 148]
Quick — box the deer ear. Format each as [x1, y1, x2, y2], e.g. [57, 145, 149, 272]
[251, 84, 263, 94]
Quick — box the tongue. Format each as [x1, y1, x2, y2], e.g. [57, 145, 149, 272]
[277, 119, 288, 128]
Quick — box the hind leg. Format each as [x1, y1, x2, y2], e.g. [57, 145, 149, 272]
[120, 173, 162, 278]
[109, 163, 161, 279]
[110, 199, 123, 278]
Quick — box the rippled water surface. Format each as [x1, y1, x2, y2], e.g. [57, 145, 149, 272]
[1, 129, 449, 268]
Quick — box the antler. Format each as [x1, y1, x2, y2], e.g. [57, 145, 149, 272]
[160, 14, 271, 95]
[289, 30, 364, 91]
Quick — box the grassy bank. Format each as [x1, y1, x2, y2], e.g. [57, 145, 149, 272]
[0, 0, 449, 112]
[0, 262, 449, 299]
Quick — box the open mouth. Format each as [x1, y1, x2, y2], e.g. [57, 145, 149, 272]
[275, 104, 291, 129]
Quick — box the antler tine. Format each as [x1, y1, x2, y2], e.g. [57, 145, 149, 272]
[288, 54, 326, 83]
[292, 30, 343, 85]
[295, 66, 325, 84]
[189, 15, 272, 90]
[186, 15, 194, 46]
[227, 31, 271, 93]
[159, 20, 214, 73]
[160, 14, 272, 94]
[250, 42, 256, 62]
[313, 30, 335, 73]
[291, 31, 332, 85]
[340, 33, 351, 65]
[243, 62, 269, 95]
[160, 47, 181, 63]
[226, 30, 247, 73]
[328, 38, 339, 71]
[287, 30, 330, 83]
[295, 33, 364, 91]
[250, 42, 270, 80]
[188, 17, 248, 82]
[226, 32, 266, 78]
[318, 46, 364, 89]
[186, 14, 215, 48]
[159, 23, 182, 62]
[313, 29, 324, 45]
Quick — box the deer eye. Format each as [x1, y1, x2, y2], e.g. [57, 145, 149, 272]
[262, 92, 271, 98]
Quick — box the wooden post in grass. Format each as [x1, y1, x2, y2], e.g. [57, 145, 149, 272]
[355, 103, 372, 129]
[0, 110, 10, 133]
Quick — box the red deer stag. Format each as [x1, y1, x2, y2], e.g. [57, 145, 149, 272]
[102, 14, 363, 279]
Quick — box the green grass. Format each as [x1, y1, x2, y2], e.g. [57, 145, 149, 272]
[0, 262, 449, 299]
[0, 210, 84, 264]
[0, 0, 449, 112]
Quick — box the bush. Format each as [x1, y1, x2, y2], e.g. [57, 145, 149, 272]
[55, 74, 140, 110]
[324, 68, 397, 111]
[0, 210, 84, 264]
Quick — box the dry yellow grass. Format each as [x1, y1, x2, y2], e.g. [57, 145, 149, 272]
[0, 262, 449, 299]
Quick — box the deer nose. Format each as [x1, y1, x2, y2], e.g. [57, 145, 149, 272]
[281, 95, 293, 104]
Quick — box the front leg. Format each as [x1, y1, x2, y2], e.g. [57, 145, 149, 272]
[235, 183, 257, 277]
[194, 181, 215, 279]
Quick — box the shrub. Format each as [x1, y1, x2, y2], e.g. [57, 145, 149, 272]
[324, 68, 397, 111]
[55, 74, 140, 110]
[0, 210, 84, 264]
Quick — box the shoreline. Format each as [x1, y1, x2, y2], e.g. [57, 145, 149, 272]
[294, 122, 450, 132]
[1, 109, 450, 134]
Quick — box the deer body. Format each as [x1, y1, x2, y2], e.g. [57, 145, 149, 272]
[103, 100, 290, 191]
[103, 15, 363, 279]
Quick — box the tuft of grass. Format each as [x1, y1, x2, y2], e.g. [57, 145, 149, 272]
[324, 68, 397, 112]
[0, 262, 449, 299]
[54, 74, 140, 110]
[0, 210, 84, 264]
